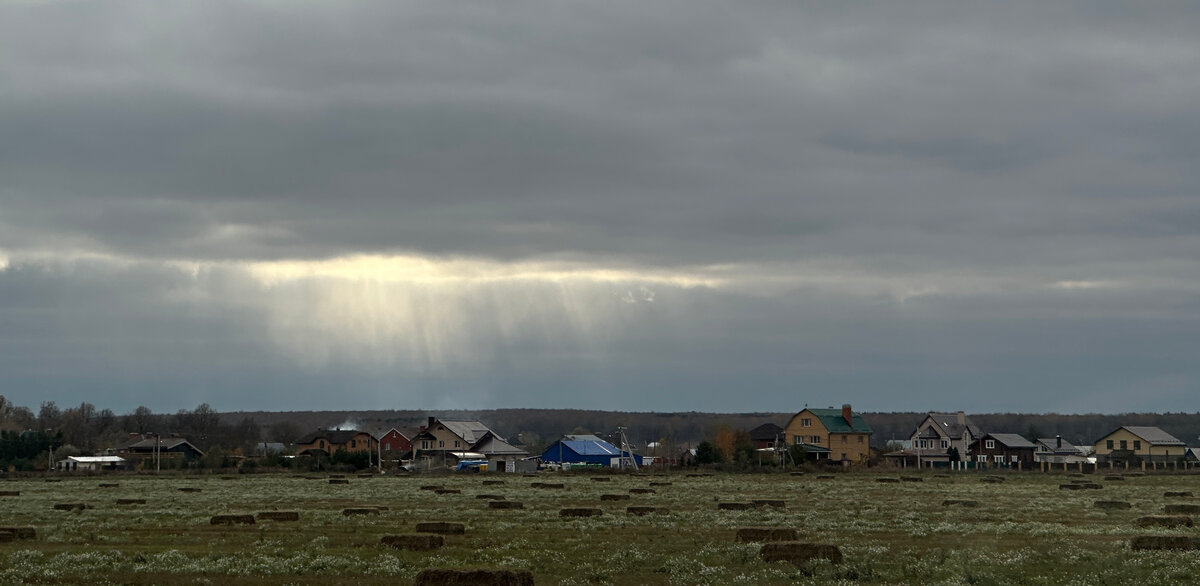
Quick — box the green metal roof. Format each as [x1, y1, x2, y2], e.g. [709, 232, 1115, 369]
[808, 408, 873, 434]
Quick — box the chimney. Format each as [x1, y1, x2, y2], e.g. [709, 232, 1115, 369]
[1056, 435, 1062, 449]
[956, 411, 966, 426]
[428, 416, 436, 429]
[842, 404, 853, 426]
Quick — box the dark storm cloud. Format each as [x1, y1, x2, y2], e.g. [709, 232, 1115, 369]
[2, 1, 1200, 412]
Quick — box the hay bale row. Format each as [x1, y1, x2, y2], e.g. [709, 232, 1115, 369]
[736, 528, 799, 542]
[718, 502, 754, 511]
[210, 514, 255, 525]
[1164, 504, 1200, 514]
[117, 498, 146, 505]
[257, 511, 300, 521]
[416, 522, 465, 535]
[1130, 535, 1200, 551]
[1164, 491, 1193, 498]
[489, 501, 523, 510]
[1136, 515, 1193, 528]
[601, 494, 630, 501]
[413, 569, 534, 586]
[53, 503, 88, 511]
[381, 534, 443, 551]
[760, 542, 843, 565]
[628, 506, 669, 516]
[560, 508, 603, 517]
[343, 508, 381, 516]
[751, 499, 786, 509]
[1094, 501, 1131, 510]
[0, 527, 35, 540]
[943, 500, 980, 508]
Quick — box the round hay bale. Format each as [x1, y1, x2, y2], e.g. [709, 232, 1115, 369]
[590, 477, 611, 482]
[116, 498, 146, 505]
[1094, 500, 1131, 510]
[413, 569, 534, 586]
[434, 489, 461, 495]
[627, 506, 669, 516]
[210, 514, 255, 525]
[53, 503, 88, 511]
[751, 499, 786, 509]
[1130, 535, 1200, 551]
[343, 508, 381, 516]
[736, 528, 799, 542]
[1163, 504, 1200, 515]
[489, 501, 523, 510]
[760, 542, 843, 565]
[1164, 491, 1194, 498]
[0, 491, 19, 497]
[718, 502, 754, 511]
[329, 479, 350, 485]
[628, 488, 655, 494]
[178, 487, 201, 493]
[942, 499, 980, 507]
[601, 494, 631, 501]
[415, 522, 466, 535]
[1136, 515, 1193, 528]
[0, 527, 35, 540]
[560, 508, 603, 518]
[256, 511, 300, 521]
[381, 534, 444, 551]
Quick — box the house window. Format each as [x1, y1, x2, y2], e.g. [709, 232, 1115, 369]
[439, 440, 444, 448]
[985, 440, 995, 449]
[801, 418, 811, 427]
[1010, 455, 1018, 463]
[977, 455, 987, 463]
[858, 436, 864, 444]
[841, 453, 847, 460]
[385, 444, 391, 451]
[1133, 440, 1141, 450]
[454, 440, 460, 448]
[1119, 440, 1127, 450]
[351, 440, 356, 448]
[422, 441, 430, 449]
[1106, 439, 1113, 450]
[810, 436, 821, 444]
[993, 455, 1004, 463]
[940, 439, 949, 449]
[841, 436, 847, 444]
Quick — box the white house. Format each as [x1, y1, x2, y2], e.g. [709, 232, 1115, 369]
[56, 456, 127, 472]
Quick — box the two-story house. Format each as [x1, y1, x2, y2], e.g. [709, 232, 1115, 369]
[782, 405, 873, 465]
[968, 433, 1037, 468]
[908, 411, 982, 465]
[1093, 426, 1185, 466]
[294, 429, 377, 457]
[1034, 436, 1089, 465]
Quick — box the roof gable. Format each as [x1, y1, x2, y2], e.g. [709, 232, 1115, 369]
[807, 408, 873, 434]
[982, 433, 1037, 449]
[1114, 426, 1185, 445]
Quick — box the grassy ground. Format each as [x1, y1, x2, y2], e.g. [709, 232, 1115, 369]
[1, 469, 1199, 584]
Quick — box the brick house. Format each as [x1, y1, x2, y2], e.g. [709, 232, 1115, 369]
[782, 405, 873, 465]
[294, 429, 377, 456]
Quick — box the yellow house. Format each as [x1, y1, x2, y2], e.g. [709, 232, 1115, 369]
[783, 404, 873, 465]
[1093, 426, 1185, 464]
[294, 430, 377, 456]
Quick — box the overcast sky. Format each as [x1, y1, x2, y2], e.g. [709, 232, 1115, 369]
[2, 2, 1198, 414]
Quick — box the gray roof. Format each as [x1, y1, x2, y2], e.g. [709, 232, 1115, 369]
[437, 419, 496, 444]
[1035, 437, 1084, 454]
[471, 432, 528, 456]
[919, 412, 983, 441]
[982, 433, 1037, 449]
[1117, 426, 1185, 446]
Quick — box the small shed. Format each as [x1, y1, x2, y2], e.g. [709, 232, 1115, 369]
[56, 456, 128, 472]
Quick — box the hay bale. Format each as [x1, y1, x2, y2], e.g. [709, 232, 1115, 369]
[1136, 515, 1193, 528]
[178, 487, 201, 493]
[560, 508, 603, 517]
[629, 488, 655, 494]
[257, 511, 300, 521]
[476, 494, 505, 500]
[116, 498, 146, 505]
[434, 489, 461, 495]
[343, 508, 381, 516]
[0, 532, 12, 543]
[760, 542, 843, 565]
[816, 475, 835, 480]
[329, 474, 345, 478]
[1130, 535, 1200, 551]
[1163, 504, 1200, 514]
[53, 503, 88, 511]
[0, 527, 36, 540]
[718, 502, 754, 511]
[1094, 500, 1132, 510]
[650, 482, 672, 487]
[210, 514, 255, 525]
[1061, 483, 1102, 490]
[1104, 475, 1125, 481]
[627, 506, 669, 516]
[531, 482, 565, 489]
[981, 476, 1005, 484]
[752, 499, 786, 509]
[489, 501, 523, 510]
[413, 569, 534, 586]
[942, 500, 979, 508]
[686, 473, 714, 478]
[420, 485, 445, 491]
[482, 480, 505, 486]
[415, 522, 465, 535]
[876, 478, 900, 483]
[601, 494, 631, 501]
[329, 479, 350, 485]
[736, 528, 799, 542]
[98, 483, 119, 488]
[44, 479, 62, 483]
[901, 476, 923, 482]
[1164, 491, 1193, 498]
[0, 491, 19, 497]
[381, 534, 443, 551]
[590, 477, 611, 482]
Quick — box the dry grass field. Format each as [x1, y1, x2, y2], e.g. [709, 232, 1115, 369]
[2, 469, 1200, 584]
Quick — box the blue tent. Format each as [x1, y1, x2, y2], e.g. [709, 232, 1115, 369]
[540, 434, 643, 466]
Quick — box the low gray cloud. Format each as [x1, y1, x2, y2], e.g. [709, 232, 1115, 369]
[2, 2, 1199, 413]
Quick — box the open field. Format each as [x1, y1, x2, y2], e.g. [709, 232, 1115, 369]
[3, 470, 1200, 584]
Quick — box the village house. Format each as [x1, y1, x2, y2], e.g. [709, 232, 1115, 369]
[377, 427, 416, 457]
[410, 417, 523, 469]
[115, 435, 205, 468]
[541, 434, 643, 468]
[1093, 426, 1185, 466]
[968, 433, 1037, 469]
[293, 429, 377, 457]
[55, 455, 128, 472]
[906, 411, 983, 465]
[1033, 436, 1089, 465]
[782, 405, 873, 465]
[747, 423, 784, 450]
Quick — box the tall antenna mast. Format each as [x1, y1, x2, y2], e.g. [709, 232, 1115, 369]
[617, 426, 639, 471]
